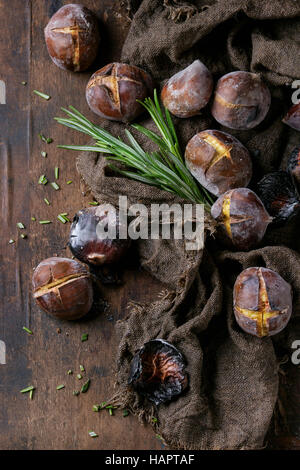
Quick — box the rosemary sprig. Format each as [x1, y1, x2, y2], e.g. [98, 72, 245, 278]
[55, 91, 213, 210]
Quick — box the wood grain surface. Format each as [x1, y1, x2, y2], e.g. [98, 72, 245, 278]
[0, 0, 162, 450]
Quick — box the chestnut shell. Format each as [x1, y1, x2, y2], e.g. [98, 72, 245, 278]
[257, 171, 300, 224]
[44, 4, 100, 72]
[211, 71, 271, 130]
[69, 206, 131, 266]
[128, 339, 188, 405]
[233, 267, 293, 338]
[287, 147, 300, 192]
[185, 130, 252, 197]
[32, 257, 93, 320]
[211, 188, 271, 251]
[282, 103, 300, 131]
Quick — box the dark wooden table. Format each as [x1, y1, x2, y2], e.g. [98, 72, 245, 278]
[0, 0, 162, 450]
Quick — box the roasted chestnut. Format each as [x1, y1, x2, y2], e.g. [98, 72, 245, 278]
[282, 103, 300, 131]
[44, 4, 100, 72]
[211, 188, 271, 250]
[32, 257, 93, 320]
[257, 171, 300, 224]
[69, 206, 131, 266]
[287, 147, 300, 192]
[211, 71, 271, 130]
[129, 339, 188, 405]
[185, 130, 252, 197]
[161, 60, 213, 118]
[233, 267, 292, 338]
[86, 63, 154, 122]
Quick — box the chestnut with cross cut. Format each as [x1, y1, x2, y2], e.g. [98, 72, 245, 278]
[85, 62, 154, 122]
[233, 267, 293, 338]
[211, 188, 272, 251]
[283, 102, 300, 131]
[32, 257, 93, 320]
[184, 130, 252, 197]
[44, 4, 100, 72]
[211, 71, 271, 130]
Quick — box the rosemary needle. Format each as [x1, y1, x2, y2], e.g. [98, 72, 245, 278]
[23, 326, 33, 335]
[56, 384, 65, 390]
[33, 90, 51, 100]
[20, 386, 35, 394]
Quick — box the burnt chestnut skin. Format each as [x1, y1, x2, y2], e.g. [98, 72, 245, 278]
[283, 103, 300, 131]
[211, 71, 271, 130]
[32, 257, 93, 320]
[185, 130, 252, 197]
[86, 63, 154, 122]
[69, 206, 131, 266]
[44, 4, 100, 72]
[233, 267, 293, 338]
[211, 188, 271, 251]
[161, 60, 213, 118]
[129, 339, 188, 405]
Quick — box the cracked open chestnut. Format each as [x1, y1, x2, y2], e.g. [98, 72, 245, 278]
[287, 147, 300, 192]
[211, 188, 271, 251]
[211, 71, 271, 130]
[185, 130, 252, 197]
[32, 257, 93, 320]
[161, 60, 213, 118]
[233, 267, 293, 338]
[69, 206, 131, 266]
[44, 4, 100, 72]
[257, 171, 300, 224]
[86, 62, 154, 122]
[129, 339, 188, 405]
[283, 103, 300, 131]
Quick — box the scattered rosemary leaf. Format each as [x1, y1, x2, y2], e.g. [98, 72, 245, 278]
[9, 239, 15, 244]
[41, 151, 47, 158]
[88, 201, 99, 206]
[39, 220, 51, 225]
[66, 180, 72, 185]
[33, 90, 51, 100]
[20, 386, 35, 394]
[77, 374, 82, 380]
[81, 379, 90, 393]
[55, 167, 59, 180]
[56, 384, 65, 390]
[51, 182, 60, 191]
[152, 417, 158, 423]
[23, 326, 33, 335]
[89, 431, 98, 438]
[100, 401, 107, 408]
[123, 409, 129, 417]
[108, 408, 113, 416]
[93, 405, 101, 412]
[38, 174, 48, 185]
[17, 222, 25, 229]
[79, 365, 85, 372]
[31, 217, 36, 221]
[21, 81, 27, 86]
[81, 333, 88, 342]
[29, 389, 34, 400]
[156, 434, 163, 440]
[67, 370, 73, 375]
[20, 234, 27, 239]
[46, 137, 53, 144]
[57, 214, 67, 224]
[73, 390, 80, 396]
[44, 198, 50, 206]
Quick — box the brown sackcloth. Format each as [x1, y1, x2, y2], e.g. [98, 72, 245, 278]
[76, 0, 300, 449]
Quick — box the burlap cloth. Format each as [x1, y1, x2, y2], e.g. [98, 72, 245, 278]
[76, 0, 300, 449]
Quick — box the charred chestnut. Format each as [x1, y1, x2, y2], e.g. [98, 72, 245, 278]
[129, 339, 188, 405]
[185, 130, 252, 197]
[233, 267, 293, 338]
[32, 257, 93, 320]
[282, 103, 300, 131]
[287, 147, 300, 192]
[211, 188, 271, 250]
[86, 62, 154, 122]
[211, 71, 271, 130]
[257, 171, 300, 224]
[44, 4, 100, 72]
[69, 206, 131, 266]
[161, 60, 213, 118]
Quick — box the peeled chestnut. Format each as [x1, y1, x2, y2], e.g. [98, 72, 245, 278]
[283, 103, 300, 131]
[233, 267, 293, 338]
[129, 339, 188, 405]
[32, 257, 93, 320]
[287, 147, 300, 192]
[185, 130, 252, 197]
[257, 171, 300, 224]
[161, 60, 213, 118]
[69, 206, 131, 266]
[211, 71, 271, 130]
[86, 63, 154, 122]
[211, 188, 271, 251]
[44, 4, 100, 72]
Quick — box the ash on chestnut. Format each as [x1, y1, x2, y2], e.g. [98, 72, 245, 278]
[44, 4, 100, 72]
[233, 267, 292, 338]
[69, 206, 131, 266]
[32, 257, 93, 320]
[185, 130, 252, 197]
[129, 339, 188, 405]
[283, 103, 300, 131]
[211, 71, 271, 130]
[86, 62, 154, 122]
[161, 60, 213, 118]
[211, 188, 271, 251]
[257, 171, 300, 224]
